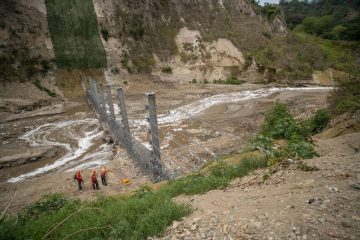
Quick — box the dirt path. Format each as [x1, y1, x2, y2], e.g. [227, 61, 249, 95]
[156, 132, 360, 240]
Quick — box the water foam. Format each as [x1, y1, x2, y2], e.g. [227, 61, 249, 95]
[129, 87, 333, 127]
[8, 118, 104, 183]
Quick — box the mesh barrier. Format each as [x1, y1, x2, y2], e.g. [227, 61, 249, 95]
[86, 85, 171, 181]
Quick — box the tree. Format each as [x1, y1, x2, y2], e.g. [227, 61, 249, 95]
[330, 25, 346, 39]
[302, 15, 333, 36]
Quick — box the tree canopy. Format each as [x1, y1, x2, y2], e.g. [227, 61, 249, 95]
[279, 0, 360, 41]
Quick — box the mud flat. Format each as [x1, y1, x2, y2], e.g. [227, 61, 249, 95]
[0, 103, 65, 122]
[0, 145, 59, 169]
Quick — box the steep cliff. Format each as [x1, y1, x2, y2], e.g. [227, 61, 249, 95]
[3, 0, 354, 87]
[0, 0, 54, 83]
[93, 0, 288, 82]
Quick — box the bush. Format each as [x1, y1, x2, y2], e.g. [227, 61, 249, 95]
[287, 135, 317, 159]
[21, 57, 39, 79]
[40, 59, 51, 73]
[101, 28, 110, 41]
[20, 194, 78, 220]
[161, 66, 173, 74]
[251, 134, 273, 151]
[133, 185, 153, 198]
[261, 4, 280, 21]
[252, 102, 323, 161]
[330, 76, 360, 114]
[225, 77, 244, 85]
[307, 109, 331, 134]
[261, 102, 300, 139]
[218, 77, 244, 85]
[33, 79, 57, 97]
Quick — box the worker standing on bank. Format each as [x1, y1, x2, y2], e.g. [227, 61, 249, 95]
[91, 170, 99, 190]
[100, 167, 108, 186]
[74, 171, 84, 191]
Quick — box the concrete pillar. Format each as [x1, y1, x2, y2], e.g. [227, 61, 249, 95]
[91, 79, 99, 101]
[106, 85, 116, 120]
[116, 88, 130, 133]
[146, 92, 162, 179]
[88, 78, 94, 94]
[99, 83, 107, 112]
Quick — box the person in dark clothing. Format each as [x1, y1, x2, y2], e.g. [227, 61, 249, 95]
[74, 171, 84, 191]
[100, 167, 108, 186]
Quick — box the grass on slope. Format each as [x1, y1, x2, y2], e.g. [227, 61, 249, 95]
[0, 154, 267, 240]
[294, 32, 360, 74]
[45, 0, 106, 69]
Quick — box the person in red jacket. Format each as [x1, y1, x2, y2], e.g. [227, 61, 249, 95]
[91, 170, 99, 190]
[74, 171, 84, 191]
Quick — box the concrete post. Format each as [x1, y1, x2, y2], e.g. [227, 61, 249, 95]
[91, 79, 99, 101]
[99, 83, 107, 112]
[88, 78, 94, 95]
[146, 92, 162, 179]
[106, 85, 116, 120]
[116, 88, 130, 133]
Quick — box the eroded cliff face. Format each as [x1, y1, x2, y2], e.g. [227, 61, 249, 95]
[0, 0, 54, 83]
[92, 0, 287, 82]
[0, 0, 64, 114]
[1, 0, 288, 86]
[153, 27, 246, 83]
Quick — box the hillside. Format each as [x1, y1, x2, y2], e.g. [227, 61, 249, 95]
[1, 0, 358, 91]
[280, 0, 360, 41]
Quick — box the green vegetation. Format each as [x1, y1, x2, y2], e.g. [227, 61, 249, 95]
[45, 0, 106, 69]
[22, 58, 39, 79]
[0, 193, 189, 240]
[161, 66, 173, 74]
[40, 60, 51, 74]
[251, 102, 331, 161]
[330, 76, 360, 114]
[251, 31, 360, 81]
[0, 154, 269, 240]
[261, 4, 280, 21]
[33, 79, 57, 98]
[21, 194, 78, 219]
[213, 77, 245, 85]
[303, 109, 331, 135]
[294, 33, 359, 74]
[280, 0, 360, 41]
[100, 29, 110, 41]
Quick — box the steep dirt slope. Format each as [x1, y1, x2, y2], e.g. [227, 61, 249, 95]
[93, 0, 289, 82]
[155, 132, 360, 240]
[0, 0, 54, 83]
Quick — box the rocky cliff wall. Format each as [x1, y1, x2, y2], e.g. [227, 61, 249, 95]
[92, 0, 287, 82]
[1, 0, 288, 85]
[0, 0, 54, 83]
